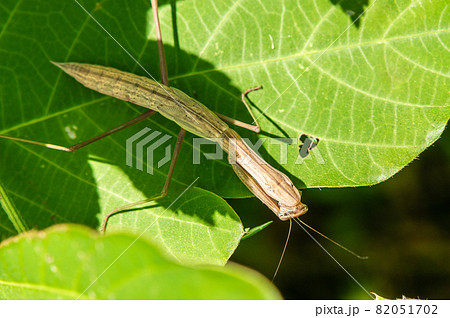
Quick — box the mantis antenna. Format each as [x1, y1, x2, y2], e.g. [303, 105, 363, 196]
[272, 217, 367, 282]
[272, 219, 292, 281]
[295, 217, 368, 259]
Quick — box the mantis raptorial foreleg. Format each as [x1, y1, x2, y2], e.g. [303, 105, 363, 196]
[214, 86, 263, 133]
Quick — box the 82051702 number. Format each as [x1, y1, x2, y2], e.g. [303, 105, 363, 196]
[375, 304, 438, 315]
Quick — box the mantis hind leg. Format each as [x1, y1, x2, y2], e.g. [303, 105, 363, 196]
[101, 128, 186, 232]
[0, 110, 157, 152]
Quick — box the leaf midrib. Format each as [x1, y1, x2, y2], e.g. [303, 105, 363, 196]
[170, 28, 450, 81]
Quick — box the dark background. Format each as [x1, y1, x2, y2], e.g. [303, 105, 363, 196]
[229, 125, 449, 300]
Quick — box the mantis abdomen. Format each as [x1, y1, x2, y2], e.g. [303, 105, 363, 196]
[52, 62, 229, 140]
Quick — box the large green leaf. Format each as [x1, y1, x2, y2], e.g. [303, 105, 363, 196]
[0, 0, 247, 256]
[0, 0, 448, 247]
[0, 224, 281, 299]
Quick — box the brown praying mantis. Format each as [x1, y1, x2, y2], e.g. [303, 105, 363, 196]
[0, 1, 308, 233]
[0, 61, 308, 230]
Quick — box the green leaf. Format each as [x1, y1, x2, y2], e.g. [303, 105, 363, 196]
[0, 0, 448, 247]
[0, 224, 281, 299]
[105, 184, 244, 266]
[372, 293, 421, 300]
[372, 293, 389, 300]
[242, 221, 272, 240]
[0, 180, 29, 233]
